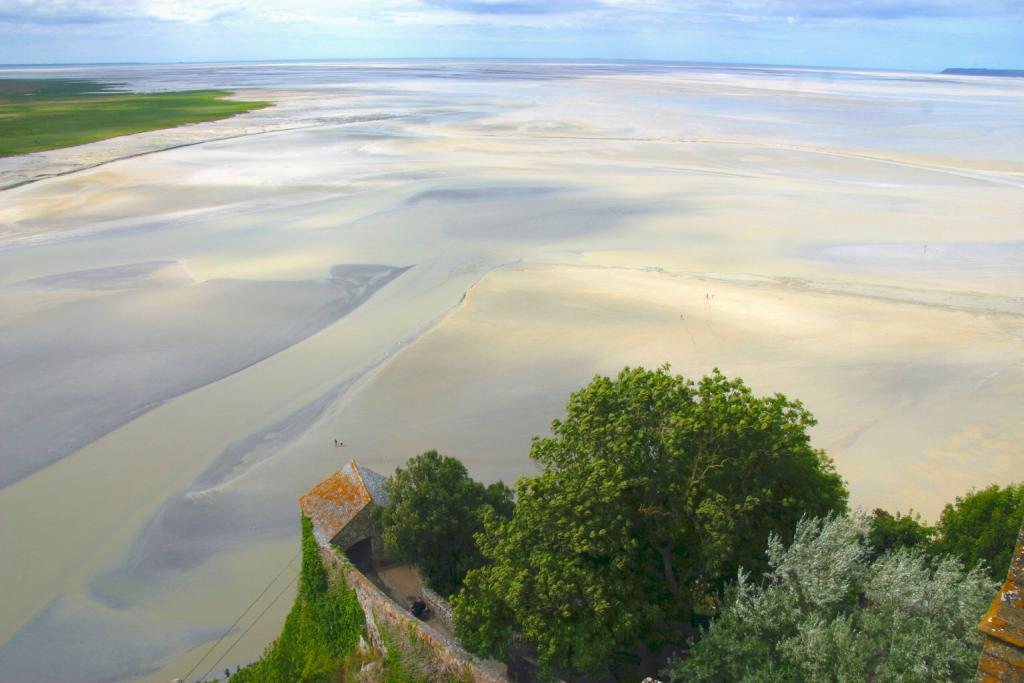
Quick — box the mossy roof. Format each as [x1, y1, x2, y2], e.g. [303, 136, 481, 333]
[979, 517, 1024, 651]
[299, 460, 389, 543]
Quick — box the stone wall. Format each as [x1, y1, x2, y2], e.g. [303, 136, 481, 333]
[317, 540, 507, 683]
[422, 585, 455, 633]
[329, 505, 396, 569]
[976, 518, 1024, 682]
[332, 505, 378, 550]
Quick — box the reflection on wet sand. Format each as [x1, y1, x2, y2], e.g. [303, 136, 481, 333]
[0, 262, 408, 486]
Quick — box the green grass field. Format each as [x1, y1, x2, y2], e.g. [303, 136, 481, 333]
[0, 78, 271, 157]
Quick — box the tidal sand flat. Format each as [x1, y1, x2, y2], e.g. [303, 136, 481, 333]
[0, 262, 407, 486]
[0, 61, 1021, 682]
[328, 263, 1024, 515]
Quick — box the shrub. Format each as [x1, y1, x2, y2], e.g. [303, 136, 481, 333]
[664, 515, 993, 683]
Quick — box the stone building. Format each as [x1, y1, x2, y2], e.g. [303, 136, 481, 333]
[977, 517, 1024, 682]
[300, 460, 509, 683]
[299, 459, 392, 572]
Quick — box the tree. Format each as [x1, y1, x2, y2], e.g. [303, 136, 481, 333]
[664, 515, 993, 683]
[867, 508, 934, 560]
[452, 367, 848, 677]
[932, 483, 1024, 579]
[381, 450, 513, 596]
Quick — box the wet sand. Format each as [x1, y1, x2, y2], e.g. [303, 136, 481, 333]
[331, 263, 1024, 513]
[0, 61, 1021, 682]
[0, 262, 407, 486]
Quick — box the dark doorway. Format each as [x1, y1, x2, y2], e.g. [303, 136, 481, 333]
[345, 536, 374, 573]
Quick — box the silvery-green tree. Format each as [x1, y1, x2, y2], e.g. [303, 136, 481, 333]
[664, 515, 993, 683]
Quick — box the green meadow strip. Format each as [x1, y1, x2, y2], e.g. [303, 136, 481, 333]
[0, 78, 270, 157]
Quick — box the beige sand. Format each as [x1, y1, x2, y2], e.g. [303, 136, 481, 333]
[0, 62, 1021, 682]
[327, 263, 1024, 514]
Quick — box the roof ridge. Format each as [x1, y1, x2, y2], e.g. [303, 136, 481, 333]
[299, 460, 376, 544]
[350, 458, 369, 495]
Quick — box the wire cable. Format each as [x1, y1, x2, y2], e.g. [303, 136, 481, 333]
[181, 550, 299, 681]
[198, 571, 299, 681]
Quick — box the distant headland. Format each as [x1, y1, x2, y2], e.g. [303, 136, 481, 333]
[942, 68, 1024, 77]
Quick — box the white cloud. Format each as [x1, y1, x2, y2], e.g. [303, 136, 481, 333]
[0, 0, 246, 24]
[750, 0, 1024, 19]
[139, 1, 243, 23]
[0, 0, 1020, 27]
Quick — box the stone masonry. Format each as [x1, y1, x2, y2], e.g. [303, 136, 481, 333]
[319, 540, 508, 683]
[302, 459, 508, 683]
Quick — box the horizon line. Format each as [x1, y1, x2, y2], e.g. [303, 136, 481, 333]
[0, 56, 952, 74]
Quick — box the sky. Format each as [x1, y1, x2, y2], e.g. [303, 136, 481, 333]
[0, 0, 1022, 70]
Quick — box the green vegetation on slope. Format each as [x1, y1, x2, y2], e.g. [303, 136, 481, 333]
[230, 516, 364, 683]
[0, 78, 270, 157]
[381, 449, 514, 597]
[378, 621, 474, 683]
[224, 518, 466, 683]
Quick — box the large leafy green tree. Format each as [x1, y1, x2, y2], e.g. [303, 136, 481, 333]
[452, 367, 848, 677]
[664, 515, 993, 683]
[932, 483, 1024, 579]
[381, 450, 513, 596]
